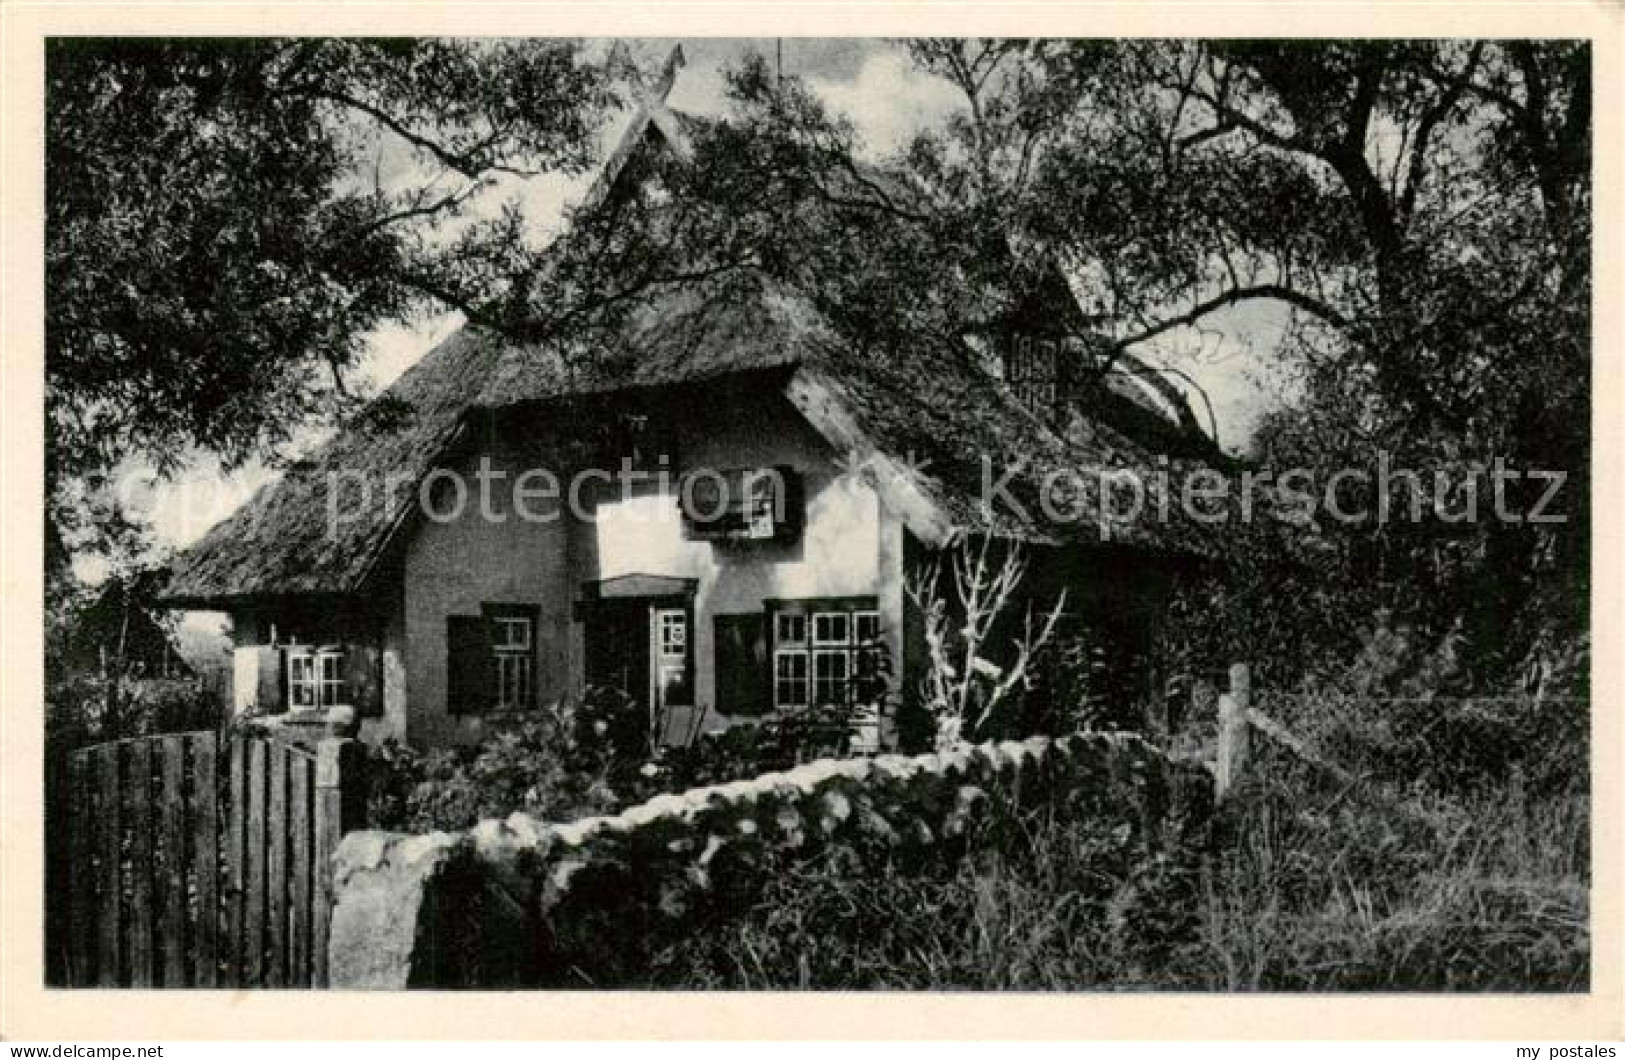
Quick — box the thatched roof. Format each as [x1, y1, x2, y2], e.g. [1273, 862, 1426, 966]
[162, 328, 509, 604]
[163, 99, 1216, 607]
[478, 268, 1215, 551]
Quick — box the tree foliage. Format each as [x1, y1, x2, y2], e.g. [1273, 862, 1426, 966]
[47, 37, 612, 544]
[613, 39, 1589, 689]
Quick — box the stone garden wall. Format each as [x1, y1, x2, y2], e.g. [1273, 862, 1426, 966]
[327, 732, 1212, 988]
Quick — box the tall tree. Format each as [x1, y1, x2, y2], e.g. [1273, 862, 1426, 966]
[613, 39, 1589, 682]
[47, 37, 613, 552]
[1091, 40, 1592, 677]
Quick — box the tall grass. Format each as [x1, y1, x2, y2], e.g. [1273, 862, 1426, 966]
[640, 736, 1588, 990]
[1191, 756, 1587, 990]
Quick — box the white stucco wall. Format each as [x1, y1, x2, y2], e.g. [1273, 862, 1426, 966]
[392, 391, 906, 747]
[399, 434, 576, 747]
[591, 401, 896, 730]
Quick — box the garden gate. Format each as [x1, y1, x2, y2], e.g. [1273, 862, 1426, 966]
[55, 728, 365, 987]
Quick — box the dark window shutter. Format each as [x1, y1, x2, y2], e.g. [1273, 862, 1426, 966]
[344, 639, 383, 718]
[254, 645, 285, 712]
[446, 616, 491, 715]
[714, 613, 768, 716]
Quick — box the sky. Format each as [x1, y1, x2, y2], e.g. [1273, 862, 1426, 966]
[128, 38, 1295, 562]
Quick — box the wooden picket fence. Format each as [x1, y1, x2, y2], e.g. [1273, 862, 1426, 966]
[59, 728, 364, 988]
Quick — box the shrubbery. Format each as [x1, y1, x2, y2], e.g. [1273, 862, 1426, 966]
[357, 597, 1588, 991]
[363, 690, 874, 832]
[364, 686, 646, 832]
[645, 703, 862, 790]
[46, 672, 223, 757]
[1253, 613, 1589, 798]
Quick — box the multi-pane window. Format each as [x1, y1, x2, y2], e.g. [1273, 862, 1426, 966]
[773, 611, 809, 707]
[448, 603, 541, 713]
[812, 612, 852, 705]
[812, 612, 850, 647]
[679, 466, 802, 542]
[855, 612, 881, 648]
[774, 651, 809, 708]
[813, 650, 850, 706]
[775, 612, 806, 647]
[493, 615, 533, 709]
[658, 610, 687, 654]
[1006, 336, 1059, 414]
[772, 604, 880, 708]
[287, 646, 345, 709]
[654, 608, 691, 707]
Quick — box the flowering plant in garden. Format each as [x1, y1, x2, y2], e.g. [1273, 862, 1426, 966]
[364, 686, 646, 832]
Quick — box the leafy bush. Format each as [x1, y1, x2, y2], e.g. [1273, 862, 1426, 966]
[636, 704, 874, 796]
[1257, 615, 1588, 797]
[365, 686, 645, 832]
[365, 684, 899, 832]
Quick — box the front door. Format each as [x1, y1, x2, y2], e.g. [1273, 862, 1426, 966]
[584, 600, 652, 710]
[651, 608, 691, 723]
[583, 598, 693, 744]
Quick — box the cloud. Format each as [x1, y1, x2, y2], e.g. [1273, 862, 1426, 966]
[807, 49, 964, 156]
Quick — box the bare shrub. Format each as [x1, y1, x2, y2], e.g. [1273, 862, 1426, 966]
[906, 537, 1066, 749]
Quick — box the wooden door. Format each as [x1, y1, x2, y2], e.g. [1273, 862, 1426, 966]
[584, 601, 652, 712]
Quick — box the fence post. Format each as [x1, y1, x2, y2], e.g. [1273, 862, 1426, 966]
[1215, 662, 1252, 800]
[312, 737, 365, 988]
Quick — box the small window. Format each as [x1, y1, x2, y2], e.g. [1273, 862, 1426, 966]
[287, 645, 345, 710]
[770, 599, 880, 711]
[493, 615, 534, 710]
[680, 465, 803, 542]
[654, 608, 691, 708]
[775, 651, 809, 707]
[658, 611, 687, 655]
[813, 612, 850, 646]
[1006, 335, 1060, 414]
[813, 650, 850, 706]
[775, 612, 807, 646]
[495, 616, 531, 651]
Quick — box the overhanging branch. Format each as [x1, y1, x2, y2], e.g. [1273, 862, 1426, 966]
[1110, 284, 1356, 353]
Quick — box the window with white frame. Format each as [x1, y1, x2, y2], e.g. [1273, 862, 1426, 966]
[813, 649, 850, 706]
[771, 603, 880, 708]
[654, 608, 692, 707]
[773, 611, 809, 707]
[1005, 335, 1060, 414]
[493, 614, 534, 710]
[658, 610, 687, 655]
[287, 645, 345, 710]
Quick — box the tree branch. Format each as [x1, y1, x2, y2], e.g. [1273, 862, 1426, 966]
[1111, 283, 1356, 353]
[350, 181, 487, 240]
[293, 84, 505, 179]
[1400, 43, 1483, 224]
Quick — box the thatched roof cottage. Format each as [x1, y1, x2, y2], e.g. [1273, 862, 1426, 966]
[160, 57, 1219, 750]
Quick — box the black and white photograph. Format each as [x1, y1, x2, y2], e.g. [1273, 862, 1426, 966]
[14, 14, 1612, 1024]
